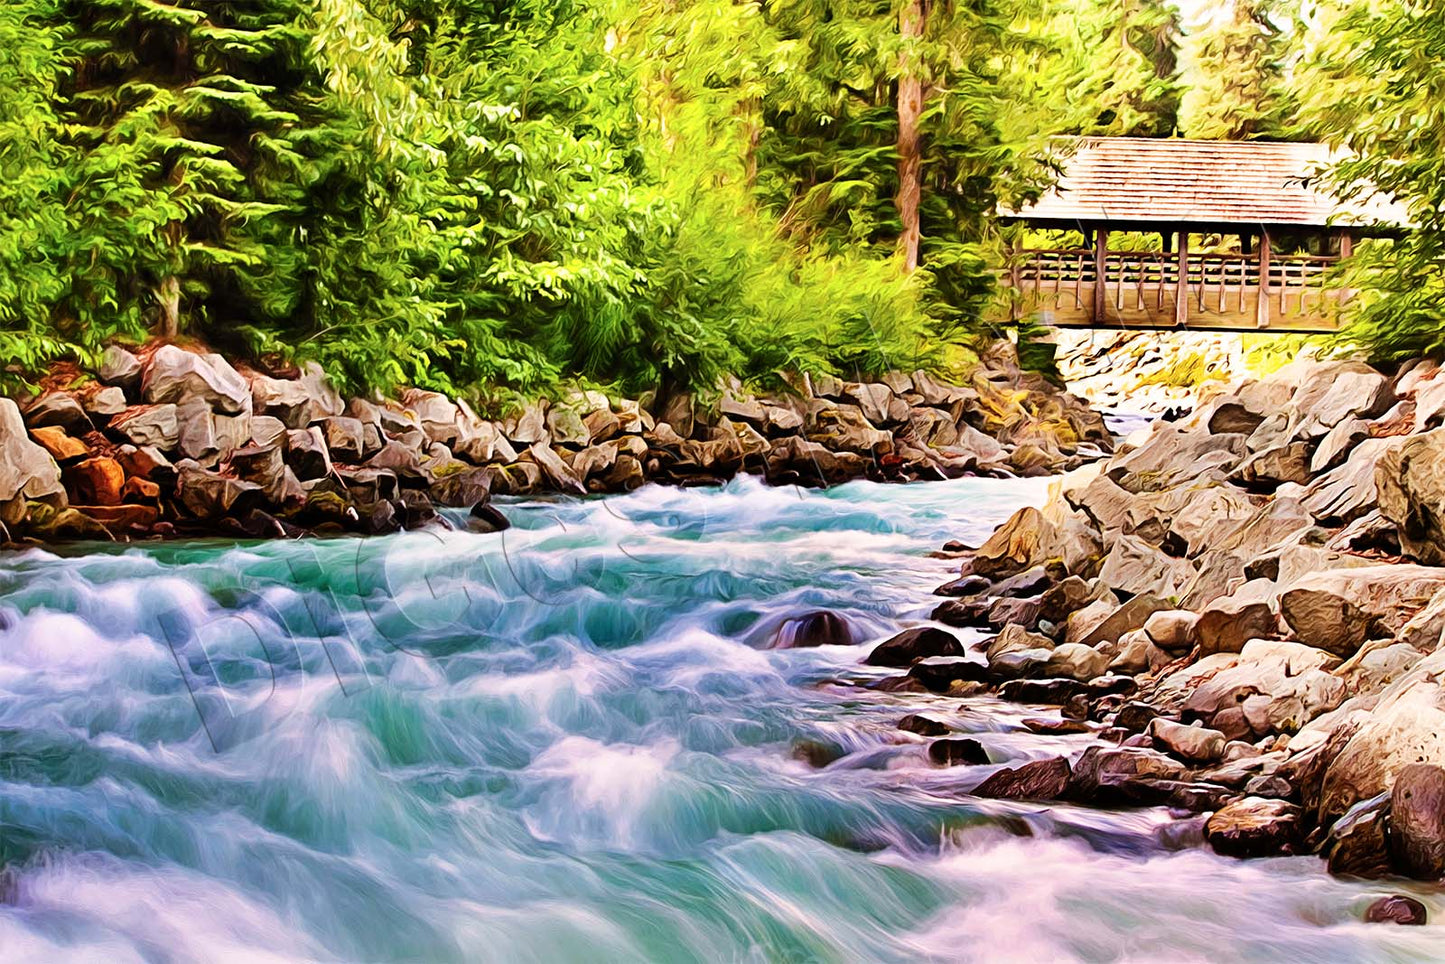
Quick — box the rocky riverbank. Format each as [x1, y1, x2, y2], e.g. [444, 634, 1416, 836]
[863, 354, 1445, 891]
[0, 341, 1108, 545]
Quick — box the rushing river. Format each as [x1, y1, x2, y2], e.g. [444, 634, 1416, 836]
[0, 476, 1439, 963]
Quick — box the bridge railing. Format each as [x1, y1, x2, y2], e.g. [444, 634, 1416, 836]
[1009, 248, 1345, 325]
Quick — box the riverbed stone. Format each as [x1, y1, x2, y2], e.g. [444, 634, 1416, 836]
[0, 400, 65, 506]
[1365, 896, 1428, 926]
[1143, 609, 1199, 655]
[970, 756, 1071, 801]
[1149, 718, 1226, 764]
[99, 345, 143, 391]
[928, 738, 990, 767]
[866, 627, 965, 667]
[1195, 580, 1279, 656]
[1205, 797, 1302, 857]
[22, 392, 93, 435]
[1387, 763, 1445, 879]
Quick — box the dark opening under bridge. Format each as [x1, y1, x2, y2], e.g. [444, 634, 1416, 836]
[999, 138, 1408, 334]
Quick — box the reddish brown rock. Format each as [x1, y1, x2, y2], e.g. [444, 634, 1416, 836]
[68, 457, 125, 506]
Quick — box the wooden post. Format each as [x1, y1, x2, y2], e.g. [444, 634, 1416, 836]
[1256, 228, 1272, 329]
[1174, 231, 1189, 328]
[1338, 230, 1354, 259]
[1008, 240, 1021, 322]
[1093, 228, 1109, 323]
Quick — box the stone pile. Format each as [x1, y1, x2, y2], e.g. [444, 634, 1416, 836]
[874, 354, 1445, 878]
[0, 340, 1108, 543]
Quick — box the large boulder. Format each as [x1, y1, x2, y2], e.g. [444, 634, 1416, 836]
[1205, 797, 1302, 857]
[1106, 423, 1247, 494]
[1279, 565, 1445, 657]
[1317, 652, 1445, 824]
[1195, 579, 1279, 656]
[142, 345, 250, 414]
[1096, 533, 1194, 598]
[971, 503, 1101, 578]
[1376, 428, 1445, 565]
[1302, 437, 1404, 525]
[1388, 764, 1445, 879]
[0, 398, 65, 504]
[970, 756, 1071, 801]
[249, 375, 314, 428]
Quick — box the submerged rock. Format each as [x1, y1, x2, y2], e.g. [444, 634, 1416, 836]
[1364, 896, 1428, 926]
[770, 611, 856, 649]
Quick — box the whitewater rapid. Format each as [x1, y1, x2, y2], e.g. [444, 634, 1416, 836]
[0, 476, 1438, 963]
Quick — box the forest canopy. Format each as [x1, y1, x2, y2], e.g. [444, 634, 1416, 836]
[0, 0, 1434, 398]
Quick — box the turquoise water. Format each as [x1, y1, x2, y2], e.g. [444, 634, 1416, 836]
[0, 476, 1438, 963]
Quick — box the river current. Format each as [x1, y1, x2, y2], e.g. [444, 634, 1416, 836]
[0, 475, 1438, 963]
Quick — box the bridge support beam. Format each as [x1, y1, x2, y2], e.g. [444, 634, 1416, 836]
[1174, 232, 1189, 328]
[1092, 229, 1108, 323]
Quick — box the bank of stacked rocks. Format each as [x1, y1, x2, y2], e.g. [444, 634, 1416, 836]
[0, 341, 1108, 544]
[872, 355, 1445, 889]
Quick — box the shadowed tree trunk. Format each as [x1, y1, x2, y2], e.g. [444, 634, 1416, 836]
[896, 0, 925, 272]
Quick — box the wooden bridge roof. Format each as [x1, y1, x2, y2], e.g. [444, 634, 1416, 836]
[1002, 137, 1407, 231]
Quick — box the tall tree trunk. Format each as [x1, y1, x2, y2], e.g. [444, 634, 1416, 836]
[896, 0, 925, 272]
[156, 274, 181, 339]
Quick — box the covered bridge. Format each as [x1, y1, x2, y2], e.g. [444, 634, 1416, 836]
[999, 137, 1406, 333]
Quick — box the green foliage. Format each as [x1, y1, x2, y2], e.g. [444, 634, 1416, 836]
[4, 0, 1427, 397]
[1179, 0, 1288, 140]
[1292, 0, 1445, 360]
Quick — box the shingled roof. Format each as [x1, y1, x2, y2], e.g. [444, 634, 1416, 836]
[1002, 137, 1407, 231]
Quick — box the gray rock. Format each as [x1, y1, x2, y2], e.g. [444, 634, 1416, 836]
[109, 404, 179, 449]
[0, 398, 65, 503]
[1096, 533, 1195, 598]
[525, 442, 585, 495]
[22, 393, 93, 435]
[400, 389, 462, 445]
[1075, 593, 1172, 648]
[286, 427, 332, 481]
[1196, 579, 1279, 656]
[1365, 896, 1428, 926]
[545, 406, 592, 448]
[250, 375, 313, 428]
[867, 627, 965, 667]
[971, 756, 1071, 801]
[174, 461, 264, 518]
[1376, 428, 1445, 565]
[142, 345, 249, 414]
[1311, 417, 1370, 474]
[99, 345, 143, 391]
[319, 416, 365, 463]
[1302, 436, 1403, 525]
[175, 396, 219, 462]
[250, 415, 288, 448]
[298, 362, 343, 421]
[82, 386, 128, 417]
[1042, 642, 1110, 682]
